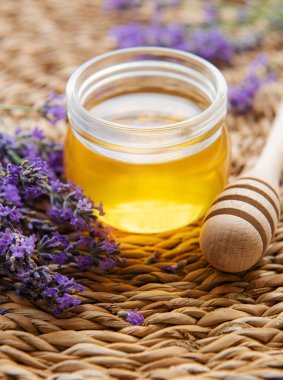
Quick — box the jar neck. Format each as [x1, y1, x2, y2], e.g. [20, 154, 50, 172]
[66, 47, 227, 164]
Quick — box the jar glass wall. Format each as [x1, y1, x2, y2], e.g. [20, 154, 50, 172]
[65, 47, 230, 233]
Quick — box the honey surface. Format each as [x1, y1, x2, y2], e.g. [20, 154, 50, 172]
[64, 91, 230, 233]
[88, 92, 203, 126]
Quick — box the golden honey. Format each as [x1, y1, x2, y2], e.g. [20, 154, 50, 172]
[65, 48, 230, 233]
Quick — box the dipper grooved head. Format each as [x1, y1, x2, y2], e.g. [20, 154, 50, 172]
[200, 178, 280, 273]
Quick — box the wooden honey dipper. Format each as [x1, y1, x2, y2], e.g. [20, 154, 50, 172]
[200, 102, 283, 273]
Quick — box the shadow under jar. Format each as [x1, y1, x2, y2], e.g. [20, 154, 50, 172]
[65, 47, 230, 234]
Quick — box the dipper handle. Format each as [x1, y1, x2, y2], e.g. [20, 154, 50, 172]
[247, 102, 283, 189]
[200, 102, 283, 273]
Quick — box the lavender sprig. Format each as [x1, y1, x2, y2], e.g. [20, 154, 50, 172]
[17, 267, 83, 315]
[0, 230, 80, 315]
[111, 21, 235, 66]
[0, 125, 120, 315]
[118, 308, 144, 325]
[162, 259, 187, 274]
[0, 91, 66, 126]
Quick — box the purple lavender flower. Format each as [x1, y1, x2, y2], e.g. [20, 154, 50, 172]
[47, 180, 100, 232]
[125, 309, 144, 325]
[188, 28, 233, 66]
[76, 198, 94, 213]
[0, 229, 35, 272]
[0, 309, 8, 315]
[4, 164, 21, 186]
[50, 179, 64, 193]
[10, 235, 35, 258]
[38, 234, 61, 250]
[62, 181, 85, 200]
[203, 0, 219, 24]
[53, 293, 81, 315]
[0, 126, 120, 315]
[71, 184, 85, 201]
[111, 22, 146, 48]
[112, 22, 235, 65]
[1, 183, 21, 207]
[111, 21, 187, 50]
[103, 0, 141, 11]
[229, 75, 271, 114]
[18, 141, 40, 162]
[228, 54, 275, 114]
[38, 233, 87, 267]
[47, 149, 63, 176]
[51, 251, 72, 266]
[0, 229, 14, 254]
[18, 267, 83, 314]
[0, 129, 64, 178]
[48, 206, 73, 223]
[50, 180, 81, 198]
[104, 0, 180, 11]
[70, 216, 87, 230]
[31, 128, 45, 140]
[42, 91, 66, 125]
[0, 134, 15, 154]
[162, 260, 187, 273]
[248, 53, 267, 71]
[48, 204, 93, 231]
[93, 202, 105, 216]
[76, 255, 94, 270]
[98, 239, 119, 253]
[4, 159, 53, 200]
[20, 159, 53, 198]
[148, 22, 188, 50]
[54, 272, 84, 292]
[50, 232, 70, 248]
[0, 205, 21, 223]
[74, 235, 94, 249]
[98, 257, 117, 272]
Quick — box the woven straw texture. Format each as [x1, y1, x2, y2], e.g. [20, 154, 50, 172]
[1, 1, 283, 379]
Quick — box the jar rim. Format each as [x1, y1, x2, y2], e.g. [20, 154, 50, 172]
[66, 46, 227, 133]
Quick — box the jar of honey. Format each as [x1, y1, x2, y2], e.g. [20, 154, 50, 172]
[65, 47, 230, 233]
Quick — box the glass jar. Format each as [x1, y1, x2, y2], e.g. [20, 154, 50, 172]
[65, 47, 230, 233]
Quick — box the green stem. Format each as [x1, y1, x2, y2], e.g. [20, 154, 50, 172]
[7, 149, 24, 165]
[0, 104, 40, 112]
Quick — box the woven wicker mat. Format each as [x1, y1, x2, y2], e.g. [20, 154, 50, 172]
[1, 1, 283, 379]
